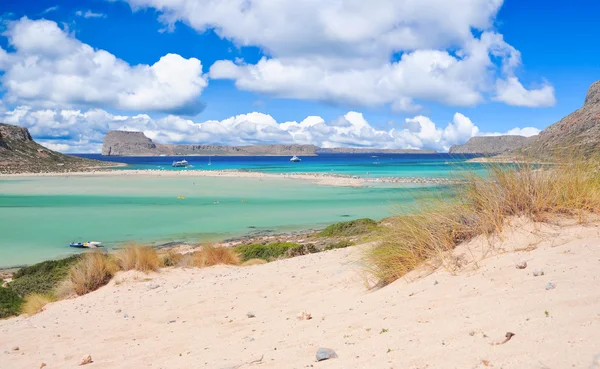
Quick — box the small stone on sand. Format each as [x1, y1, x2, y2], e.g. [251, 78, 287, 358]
[316, 348, 337, 361]
[516, 261, 527, 269]
[79, 354, 92, 365]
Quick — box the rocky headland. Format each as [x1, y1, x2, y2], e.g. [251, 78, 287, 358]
[449, 135, 530, 155]
[102, 130, 437, 156]
[0, 123, 114, 174]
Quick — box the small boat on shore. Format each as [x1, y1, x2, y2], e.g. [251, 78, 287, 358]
[69, 241, 102, 249]
[290, 156, 301, 162]
[172, 159, 188, 167]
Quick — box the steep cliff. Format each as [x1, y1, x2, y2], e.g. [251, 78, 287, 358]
[102, 130, 436, 156]
[522, 80, 600, 158]
[0, 123, 110, 174]
[449, 136, 530, 155]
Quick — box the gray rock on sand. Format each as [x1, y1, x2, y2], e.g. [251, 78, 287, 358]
[545, 282, 556, 290]
[516, 261, 527, 269]
[533, 269, 544, 277]
[145, 282, 160, 290]
[247, 312, 256, 318]
[316, 348, 338, 361]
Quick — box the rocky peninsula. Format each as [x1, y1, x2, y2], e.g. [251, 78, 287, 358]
[449, 135, 530, 155]
[102, 130, 437, 156]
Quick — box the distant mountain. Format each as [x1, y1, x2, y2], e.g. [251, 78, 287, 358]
[449, 136, 531, 155]
[102, 130, 437, 156]
[317, 147, 436, 154]
[522, 80, 600, 158]
[0, 123, 111, 174]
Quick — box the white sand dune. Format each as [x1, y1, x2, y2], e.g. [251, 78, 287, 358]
[2, 219, 599, 368]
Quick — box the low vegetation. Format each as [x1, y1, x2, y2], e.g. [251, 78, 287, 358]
[0, 286, 22, 319]
[161, 250, 184, 267]
[318, 218, 378, 237]
[69, 252, 118, 296]
[116, 244, 161, 273]
[9, 255, 80, 297]
[190, 245, 240, 267]
[235, 242, 303, 261]
[324, 240, 354, 250]
[366, 157, 600, 285]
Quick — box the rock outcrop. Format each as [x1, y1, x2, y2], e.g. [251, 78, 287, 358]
[318, 147, 437, 154]
[449, 136, 530, 155]
[522, 80, 600, 158]
[0, 123, 111, 174]
[102, 130, 437, 156]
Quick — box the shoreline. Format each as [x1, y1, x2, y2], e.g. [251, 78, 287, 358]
[1, 168, 459, 187]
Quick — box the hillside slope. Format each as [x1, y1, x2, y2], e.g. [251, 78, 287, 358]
[0, 123, 112, 174]
[449, 136, 530, 155]
[523, 80, 600, 157]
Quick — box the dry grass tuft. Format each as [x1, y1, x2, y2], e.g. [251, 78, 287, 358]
[21, 294, 55, 316]
[115, 244, 161, 273]
[241, 258, 268, 266]
[366, 156, 600, 285]
[53, 279, 76, 300]
[191, 245, 240, 268]
[160, 250, 184, 267]
[69, 252, 118, 296]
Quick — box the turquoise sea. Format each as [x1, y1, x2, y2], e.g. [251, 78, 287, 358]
[0, 154, 478, 267]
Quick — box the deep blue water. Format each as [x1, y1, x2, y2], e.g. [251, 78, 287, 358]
[75, 153, 482, 178]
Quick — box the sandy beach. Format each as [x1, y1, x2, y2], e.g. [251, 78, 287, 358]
[1, 168, 458, 187]
[2, 217, 599, 368]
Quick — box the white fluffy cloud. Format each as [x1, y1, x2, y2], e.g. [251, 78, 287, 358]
[0, 18, 207, 114]
[0, 106, 538, 153]
[125, 0, 555, 109]
[75, 10, 107, 19]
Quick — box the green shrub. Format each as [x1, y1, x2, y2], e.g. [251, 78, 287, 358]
[235, 242, 302, 261]
[0, 286, 23, 318]
[10, 255, 80, 297]
[318, 218, 378, 237]
[324, 240, 354, 250]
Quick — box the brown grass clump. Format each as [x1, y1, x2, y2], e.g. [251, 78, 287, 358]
[191, 245, 240, 268]
[21, 294, 55, 316]
[160, 250, 184, 267]
[53, 279, 76, 300]
[69, 252, 118, 296]
[115, 244, 161, 273]
[366, 156, 600, 285]
[241, 258, 268, 266]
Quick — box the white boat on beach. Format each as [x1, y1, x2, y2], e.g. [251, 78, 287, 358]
[172, 160, 189, 167]
[290, 155, 301, 162]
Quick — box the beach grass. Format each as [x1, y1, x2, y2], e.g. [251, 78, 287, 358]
[241, 258, 268, 266]
[190, 245, 241, 267]
[318, 218, 378, 237]
[70, 252, 118, 296]
[115, 244, 161, 273]
[365, 156, 600, 285]
[160, 250, 184, 267]
[21, 293, 55, 316]
[324, 240, 354, 250]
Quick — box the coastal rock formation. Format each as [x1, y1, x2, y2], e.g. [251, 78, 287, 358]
[0, 123, 110, 174]
[317, 147, 436, 154]
[449, 135, 530, 155]
[523, 80, 600, 158]
[102, 130, 437, 156]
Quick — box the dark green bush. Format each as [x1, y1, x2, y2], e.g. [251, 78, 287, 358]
[318, 218, 378, 237]
[235, 242, 302, 261]
[324, 240, 354, 250]
[10, 255, 80, 297]
[0, 286, 23, 318]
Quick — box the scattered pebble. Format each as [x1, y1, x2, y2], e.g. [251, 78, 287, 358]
[533, 269, 544, 277]
[115, 309, 122, 313]
[434, 280, 439, 285]
[297, 311, 312, 320]
[12, 346, 19, 351]
[516, 261, 527, 269]
[247, 312, 256, 318]
[79, 354, 93, 366]
[545, 282, 556, 290]
[316, 348, 338, 361]
[40, 363, 47, 369]
[145, 282, 160, 290]
[124, 314, 129, 319]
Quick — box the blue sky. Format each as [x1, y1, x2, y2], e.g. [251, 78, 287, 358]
[0, 0, 597, 152]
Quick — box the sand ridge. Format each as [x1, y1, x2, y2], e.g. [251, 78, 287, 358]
[1, 219, 599, 368]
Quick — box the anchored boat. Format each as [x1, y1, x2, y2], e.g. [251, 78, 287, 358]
[290, 155, 301, 162]
[69, 241, 102, 249]
[172, 159, 188, 167]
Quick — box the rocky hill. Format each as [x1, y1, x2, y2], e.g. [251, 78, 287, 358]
[522, 80, 600, 158]
[318, 147, 436, 154]
[0, 123, 112, 174]
[449, 136, 530, 155]
[103, 130, 437, 156]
